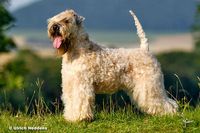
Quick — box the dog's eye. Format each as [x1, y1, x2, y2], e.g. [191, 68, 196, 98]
[65, 19, 70, 23]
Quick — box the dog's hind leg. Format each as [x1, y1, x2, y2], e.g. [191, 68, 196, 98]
[126, 71, 178, 115]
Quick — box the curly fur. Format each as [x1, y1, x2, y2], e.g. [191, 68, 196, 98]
[47, 9, 178, 122]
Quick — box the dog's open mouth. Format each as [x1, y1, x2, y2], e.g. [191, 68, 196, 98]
[53, 36, 63, 49]
[52, 36, 70, 54]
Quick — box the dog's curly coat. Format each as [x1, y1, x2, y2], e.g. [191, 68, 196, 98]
[47, 9, 178, 122]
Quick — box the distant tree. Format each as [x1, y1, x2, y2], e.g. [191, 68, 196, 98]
[192, 3, 200, 52]
[0, 0, 16, 52]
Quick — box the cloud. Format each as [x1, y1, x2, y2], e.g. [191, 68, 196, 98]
[8, 0, 41, 11]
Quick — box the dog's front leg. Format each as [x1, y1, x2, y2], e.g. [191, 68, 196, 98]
[62, 79, 95, 122]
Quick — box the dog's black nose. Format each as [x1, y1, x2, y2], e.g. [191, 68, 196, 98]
[53, 24, 60, 31]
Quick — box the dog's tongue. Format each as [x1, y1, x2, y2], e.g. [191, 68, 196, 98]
[53, 37, 62, 49]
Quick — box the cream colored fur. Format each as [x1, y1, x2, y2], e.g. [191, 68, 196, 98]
[47, 9, 178, 122]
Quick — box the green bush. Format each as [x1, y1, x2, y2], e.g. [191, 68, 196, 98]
[157, 51, 200, 106]
[0, 50, 62, 113]
[0, 0, 16, 52]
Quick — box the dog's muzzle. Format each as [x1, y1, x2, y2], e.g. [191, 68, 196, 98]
[53, 24, 59, 31]
[50, 24, 63, 49]
[50, 24, 71, 52]
[52, 24, 61, 36]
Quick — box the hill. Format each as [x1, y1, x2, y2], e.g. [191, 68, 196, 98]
[12, 0, 196, 31]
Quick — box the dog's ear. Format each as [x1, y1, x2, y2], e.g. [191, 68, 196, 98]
[75, 15, 85, 25]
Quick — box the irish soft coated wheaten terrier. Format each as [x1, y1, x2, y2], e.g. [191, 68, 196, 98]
[47, 9, 178, 122]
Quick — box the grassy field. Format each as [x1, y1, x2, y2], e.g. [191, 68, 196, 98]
[0, 107, 200, 133]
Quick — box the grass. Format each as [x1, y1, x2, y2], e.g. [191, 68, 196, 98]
[0, 107, 200, 133]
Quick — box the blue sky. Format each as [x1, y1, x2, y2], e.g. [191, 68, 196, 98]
[8, 0, 40, 11]
[8, 0, 198, 12]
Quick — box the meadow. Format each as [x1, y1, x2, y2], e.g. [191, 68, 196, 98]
[1, 105, 200, 132]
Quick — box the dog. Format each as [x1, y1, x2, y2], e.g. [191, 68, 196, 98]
[47, 9, 178, 122]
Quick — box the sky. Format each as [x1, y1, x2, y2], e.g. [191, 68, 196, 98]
[7, 0, 40, 11]
[7, 0, 199, 12]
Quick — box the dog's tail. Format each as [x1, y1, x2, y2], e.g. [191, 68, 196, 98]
[129, 10, 149, 51]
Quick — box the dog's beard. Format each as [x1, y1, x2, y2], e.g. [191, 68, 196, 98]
[56, 38, 70, 55]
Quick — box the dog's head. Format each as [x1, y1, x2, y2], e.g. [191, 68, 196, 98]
[47, 9, 85, 55]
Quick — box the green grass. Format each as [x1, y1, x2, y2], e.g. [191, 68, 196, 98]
[0, 107, 200, 133]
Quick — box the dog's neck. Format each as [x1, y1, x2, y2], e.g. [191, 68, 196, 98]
[63, 28, 101, 62]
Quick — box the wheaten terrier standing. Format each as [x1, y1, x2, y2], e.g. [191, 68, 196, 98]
[47, 9, 178, 122]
